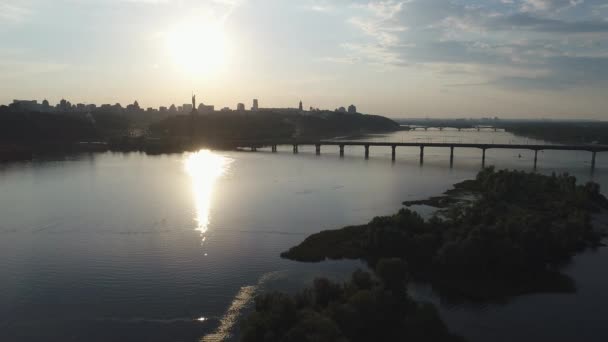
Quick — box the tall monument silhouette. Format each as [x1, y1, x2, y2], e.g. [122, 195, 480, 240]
[191, 93, 197, 114]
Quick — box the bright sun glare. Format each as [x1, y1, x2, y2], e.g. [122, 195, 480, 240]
[166, 20, 227, 75]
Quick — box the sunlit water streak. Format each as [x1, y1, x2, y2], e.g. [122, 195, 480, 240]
[201, 271, 284, 342]
[184, 150, 232, 251]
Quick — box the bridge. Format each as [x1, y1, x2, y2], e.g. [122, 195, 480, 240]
[408, 126, 503, 132]
[232, 140, 608, 170]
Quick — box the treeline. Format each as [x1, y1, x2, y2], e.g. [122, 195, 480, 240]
[0, 110, 130, 145]
[149, 112, 294, 143]
[149, 111, 400, 143]
[281, 168, 607, 300]
[501, 121, 608, 145]
[241, 264, 464, 342]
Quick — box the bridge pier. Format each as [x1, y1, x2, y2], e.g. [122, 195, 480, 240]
[271, 145, 277, 153]
[391, 146, 396, 161]
[482, 148, 486, 167]
[420, 146, 424, 164]
[450, 146, 454, 168]
[315, 144, 321, 155]
[293, 144, 298, 154]
[534, 150, 538, 169]
[364, 145, 370, 159]
[251, 147, 257, 152]
[339, 145, 345, 157]
[592, 151, 597, 171]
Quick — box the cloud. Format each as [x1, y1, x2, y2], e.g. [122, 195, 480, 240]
[0, 1, 31, 23]
[333, 0, 608, 90]
[520, 0, 584, 12]
[488, 13, 608, 33]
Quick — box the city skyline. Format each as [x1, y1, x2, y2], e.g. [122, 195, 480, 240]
[1, 0, 607, 119]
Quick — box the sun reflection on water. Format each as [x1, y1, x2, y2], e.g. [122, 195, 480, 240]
[184, 150, 232, 249]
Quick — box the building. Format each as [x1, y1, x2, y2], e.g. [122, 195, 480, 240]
[182, 104, 193, 112]
[337, 106, 346, 113]
[299, 100, 303, 111]
[348, 104, 357, 114]
[126, 100, 142, 113]
[221, 107, 232, 112]
[10, 100, 40, 112]
[198, 103, 214, 113]
[159, 106, 168, 113]
[252, 99, 259, 111]
[237, 103, 245, 111]
[41, 99, 51, 112]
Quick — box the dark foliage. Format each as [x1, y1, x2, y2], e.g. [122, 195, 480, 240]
[241, 265, 463, 342]
[149, 111, 399, 143]
[282, 168, 608, 299]
[501, 121, 608, 145]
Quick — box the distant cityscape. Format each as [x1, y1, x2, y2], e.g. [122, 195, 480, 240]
[2, 97, 358, 115]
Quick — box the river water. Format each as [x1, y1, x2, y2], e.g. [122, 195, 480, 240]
[1, 129, 607, 341]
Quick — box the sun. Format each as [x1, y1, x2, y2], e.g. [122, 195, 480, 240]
[166, 20, 227, 76]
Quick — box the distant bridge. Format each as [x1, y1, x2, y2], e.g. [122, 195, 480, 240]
[231, 140, 608, 170]
[408, 126, 503, 132]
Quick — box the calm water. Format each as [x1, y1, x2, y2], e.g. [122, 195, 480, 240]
[1, 129, 607, 342]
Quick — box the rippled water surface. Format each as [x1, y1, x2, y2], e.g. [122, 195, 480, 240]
[1, 129, 607, 341]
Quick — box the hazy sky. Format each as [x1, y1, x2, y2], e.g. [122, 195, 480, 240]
[1, 0, 607, 118]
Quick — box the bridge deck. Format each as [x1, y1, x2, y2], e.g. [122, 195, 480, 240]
[233, 140, 608, 152]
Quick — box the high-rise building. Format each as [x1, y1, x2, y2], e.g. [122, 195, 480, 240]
[348, 104, 357, 114]
[299, 100, 303, 111]
[237, 103, 245, 111]
[252, 99, 258, 111]
[337, 107, 346, 113]
[182, 104, 193, 112]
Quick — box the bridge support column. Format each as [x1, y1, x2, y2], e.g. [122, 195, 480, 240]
[251, 147, 257, 152]
[534, 150, 538, 170]
[364, 145, 370, 159]
[339, 145, 344, 158]
[420, 146, 424, 165]
[482, 148, 486, 167]
[315, 144, 321, 155]
[450, 146, 454, 168]
[272, 145, 277, 153]
[391, 146, 396, 161]
[293, 144, 298, 154]
[592, 151, 597, 171]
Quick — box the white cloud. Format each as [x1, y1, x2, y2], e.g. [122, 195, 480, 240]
[0, 1, 31, 23]
[520, 0, 584, 12]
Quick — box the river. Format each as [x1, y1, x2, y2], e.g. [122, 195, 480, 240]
[1, 129, 607, 341]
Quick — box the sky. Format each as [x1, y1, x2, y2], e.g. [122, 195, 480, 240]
[0, 0, 607, 119]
